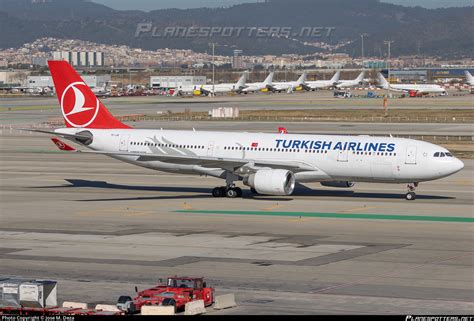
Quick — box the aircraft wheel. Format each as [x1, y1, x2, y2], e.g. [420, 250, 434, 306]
[212, 187, 225, 198]
[250, 188, 258, 195]
[234, 187, 243, 198]
[405, 192, 416, 201]
[226, 188, 238, 198]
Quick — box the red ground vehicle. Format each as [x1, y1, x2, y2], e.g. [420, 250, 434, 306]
[118, 277, 214, 314]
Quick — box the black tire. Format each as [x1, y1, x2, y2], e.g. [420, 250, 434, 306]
[219, 187, 227, 197]
[250, 187, 258, 195]
[161, 298, 177, 313]
[405, 192, 416, 201]
[235, 187, 243, 197]
[226, 188, 238, 198]
[128, 302, 138, 315]
[212, 187, 222, 197]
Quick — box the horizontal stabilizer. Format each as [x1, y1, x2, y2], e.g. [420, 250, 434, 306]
[51, 138, 76, 151]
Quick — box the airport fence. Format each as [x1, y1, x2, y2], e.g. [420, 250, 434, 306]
[119, 115, 472, 123]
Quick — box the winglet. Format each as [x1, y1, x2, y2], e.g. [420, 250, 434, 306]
[51, 138, 76, 151]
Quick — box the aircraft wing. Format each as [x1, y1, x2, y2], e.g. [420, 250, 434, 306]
[78, 149, 317, 173]
[19, 129, 92, 141]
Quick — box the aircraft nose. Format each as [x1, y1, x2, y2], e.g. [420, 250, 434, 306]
[451, 158, 465, 173]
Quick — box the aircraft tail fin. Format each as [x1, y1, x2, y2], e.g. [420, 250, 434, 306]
[48, 61, 130, 129]
[236, 71, 249, 88]
[356, 71, 366, 83]
[330, 71, 341, 84]
[263, 71, 274, 85]
[465, 71, 473, 84]
[376, 72, 390, 89]
[296, 72, 307, 84]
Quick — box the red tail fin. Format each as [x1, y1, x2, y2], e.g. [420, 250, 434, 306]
[278, 127, 288, 134]
[48, 61, 130, 129]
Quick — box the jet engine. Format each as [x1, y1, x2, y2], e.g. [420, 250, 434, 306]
[75, 130, 93, 145]
[320, 181, 355, 188]
[244, 169, 295, 196]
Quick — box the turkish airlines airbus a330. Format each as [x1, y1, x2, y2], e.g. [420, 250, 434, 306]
[27, 61, 464, 200]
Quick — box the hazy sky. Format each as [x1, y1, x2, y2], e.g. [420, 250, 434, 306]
[91, 0, 473, 11]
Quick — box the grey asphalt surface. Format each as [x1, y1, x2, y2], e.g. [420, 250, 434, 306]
[1, 132, 473, 314]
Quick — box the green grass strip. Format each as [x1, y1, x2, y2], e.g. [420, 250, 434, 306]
[176, 210, 474, 223]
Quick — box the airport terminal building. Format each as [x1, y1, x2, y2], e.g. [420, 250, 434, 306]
[150, 76, 206, 90]
[27, 75, 111, 89]
[384, 68, 474, 83]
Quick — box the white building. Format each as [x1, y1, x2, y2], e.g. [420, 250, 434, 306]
[52, 51, 106, 67]
[0, 71, 30, 86]
[27, 74, 111, 89]
[150, 76, 206, 90]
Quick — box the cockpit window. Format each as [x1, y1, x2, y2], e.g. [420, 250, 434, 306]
[434, 152, 452, 158]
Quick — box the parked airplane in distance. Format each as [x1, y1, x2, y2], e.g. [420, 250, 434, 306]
[92, 83, 111, 98]
[465, 71, 473, 86]
[270, 73, 307, 93]
[304, 71, 340, 91]
[376, 73, 447, 95]
[240, 72, 274, 93]
[336, 71, 366, 89]
[26, 61, 464, 201]
[198, 71, 248, 96]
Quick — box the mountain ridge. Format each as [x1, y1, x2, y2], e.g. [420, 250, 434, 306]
[0, 0, 472, 58]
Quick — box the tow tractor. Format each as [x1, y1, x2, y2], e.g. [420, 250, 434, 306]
[117, 276, 214, 314]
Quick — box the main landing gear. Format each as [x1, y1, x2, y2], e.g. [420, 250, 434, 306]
[211, 186, 243, 198]
[212, 173, 243, 198]
[405, 182, 419, 201]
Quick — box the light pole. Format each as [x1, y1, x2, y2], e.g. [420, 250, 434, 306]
[384, 40, 394, 79]
[210, 42, 216, 97]
[360, 34, 367, 61]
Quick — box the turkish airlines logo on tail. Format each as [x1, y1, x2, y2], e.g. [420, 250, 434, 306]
[61, 82, 99, 128]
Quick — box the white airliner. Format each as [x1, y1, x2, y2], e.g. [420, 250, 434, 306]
[465, 71, 473, 86]
[27, 61, 464, 201]
[304, 71, 340, 91]
[198, 71, 248, 96]
[92, 84, 111, 97]
[270, 73, 307, 93]
[240, 72, 274, 93]
[336, 71, 366, 89]
[377, 73, 447, 95]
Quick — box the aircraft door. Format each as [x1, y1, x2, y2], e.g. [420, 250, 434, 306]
[207, 141, 215, 157]
[119, 135, 130, 152]
[405, 146, 417, 164]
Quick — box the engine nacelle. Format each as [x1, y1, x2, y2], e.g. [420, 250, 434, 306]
[244, 169, 295, 196]
[320, 181, 355, 188]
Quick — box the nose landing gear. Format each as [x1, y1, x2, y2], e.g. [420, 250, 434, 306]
[405, 182, 418, 201]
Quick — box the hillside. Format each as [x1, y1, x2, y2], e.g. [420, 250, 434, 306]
[0, 0, 472, 57]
